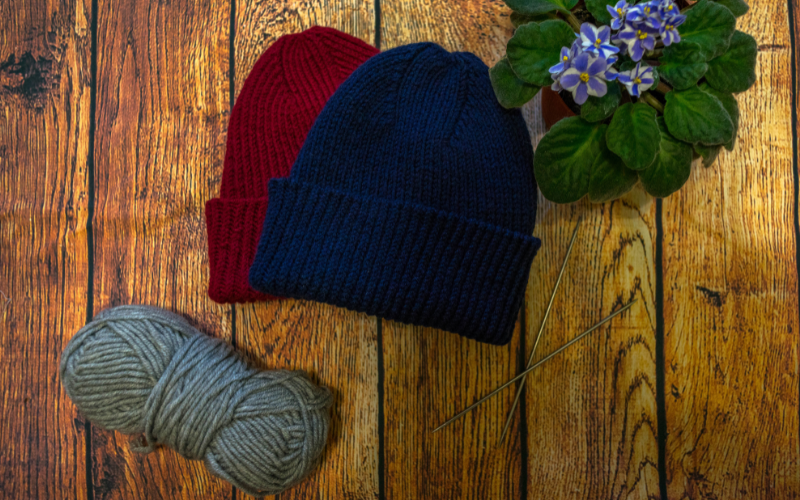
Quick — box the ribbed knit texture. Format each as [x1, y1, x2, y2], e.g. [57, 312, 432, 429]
[204, 26, 378, 303]
[249, 43, 541, 345]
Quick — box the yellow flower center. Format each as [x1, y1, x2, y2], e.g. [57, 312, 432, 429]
[617, 7, 624, 15]
[644, 6, 650, 14]
[634, 77, 642, 84]
[637, 30, 648, 40]
[580, 73, 590, 83]
[563, 55, 569, 61]
[667, 5, 674, 10]
[595, 38, 602, 46]
[666, 25, 674, 30]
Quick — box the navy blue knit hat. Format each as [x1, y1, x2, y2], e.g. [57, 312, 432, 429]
[249, 43, 541, 345]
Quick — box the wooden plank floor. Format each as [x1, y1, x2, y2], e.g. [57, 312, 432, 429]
[0, 0, 797, 498]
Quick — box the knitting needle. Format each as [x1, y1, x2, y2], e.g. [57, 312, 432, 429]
[498, 217, 582, 445]
[432, 299, 636, 433]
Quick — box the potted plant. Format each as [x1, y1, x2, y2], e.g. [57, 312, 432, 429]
[489, 0, 756, 203]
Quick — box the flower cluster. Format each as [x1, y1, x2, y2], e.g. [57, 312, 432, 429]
[548, 24, 654, 104]
[549, 0, 684, 105]
[549, 25, 620, 105]
[610, 0, 686, 61]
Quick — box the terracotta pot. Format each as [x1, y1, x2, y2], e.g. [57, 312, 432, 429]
[541, 86, 575, 130]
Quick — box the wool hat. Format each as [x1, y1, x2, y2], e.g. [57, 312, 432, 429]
[204, 26, 378, 303]
[249, 43, 541, 345]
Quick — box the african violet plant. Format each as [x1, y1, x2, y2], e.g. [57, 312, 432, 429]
[489, 0, 756, 203]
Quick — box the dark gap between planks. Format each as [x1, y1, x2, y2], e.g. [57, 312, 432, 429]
[655, 199, 668, 500]
[84, 0, 100, 497]
[788, 0, 800, 468]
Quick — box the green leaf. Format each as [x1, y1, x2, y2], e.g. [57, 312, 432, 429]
[534, 117, 606, 203]
[639, 117, 693, 197]
[585, 0, 615, 25]
[679, 0, 737, 60]
[581, 82, 622, 123]
[700, 83, 740, 150]
[606, 103, 661, 170]
[712, 0, 749, 17]
[588, 138, 639, 203]
[503, 0, 579, 15]
[489, 57, 541, 109]
[510, 12, 555, 27]
[658, 42, 708, 90]
[664, 87, 734, 146]
[694, 143, 722, 168]
[705, 31, 758, 93]
[507, 20, 577, 86]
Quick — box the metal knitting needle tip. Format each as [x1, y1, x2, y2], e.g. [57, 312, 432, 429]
[498, 216, 582, 445]
[432, 299, 636, 434]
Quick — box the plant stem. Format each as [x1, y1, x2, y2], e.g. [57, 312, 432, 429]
[648, 48, 664, 58]
[655, 81, 672, 95]
[562, 10, 582, 32]
[640, 92, 665, 113]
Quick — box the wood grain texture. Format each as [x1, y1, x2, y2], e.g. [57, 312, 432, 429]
[524, 195, 660, 500]
[91, 0, 231, 497]
[232, 2, 379, 499]
[379, 3, 525, 499]
[0, 0, 92, 498]
[521, 32, 660, 500]
[4, 0, 800, 499]
[663, 1, 800, 497]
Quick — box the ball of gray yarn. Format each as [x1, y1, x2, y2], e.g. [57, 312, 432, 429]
[60, 305, 333, 497]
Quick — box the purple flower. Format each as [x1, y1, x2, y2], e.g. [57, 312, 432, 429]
[659, 14, 686, 46]
[627, 1, 658, 24]
[558, 52, 609, 105]
[657, 0, 680, 19]
[617, 62, 655, 97]
[580, 23, 620, 60]
[606, 1, 630, 30]
[605, 55, 620, 81]
[614, 22, 657, 61]
[549, 39, 582, 78]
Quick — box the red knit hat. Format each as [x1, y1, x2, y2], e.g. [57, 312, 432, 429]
[205, 27, 378, 303]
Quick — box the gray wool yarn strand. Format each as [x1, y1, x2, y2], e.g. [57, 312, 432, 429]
[60, 305, 333, 497]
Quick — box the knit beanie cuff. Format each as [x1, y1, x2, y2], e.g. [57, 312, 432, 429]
[248, 180, 542, 345]
[205, 197, 279, 303]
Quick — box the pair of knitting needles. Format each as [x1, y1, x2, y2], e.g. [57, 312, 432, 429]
[432, 217, 637, 435]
